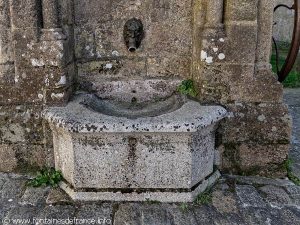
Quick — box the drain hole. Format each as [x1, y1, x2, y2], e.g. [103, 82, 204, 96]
[131, 97, 137, 103]
[132, 90, 137, 93]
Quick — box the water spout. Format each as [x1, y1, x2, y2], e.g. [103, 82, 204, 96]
[124, 18, 144, 52]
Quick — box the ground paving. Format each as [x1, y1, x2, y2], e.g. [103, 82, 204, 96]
[1, 173, 300, 225]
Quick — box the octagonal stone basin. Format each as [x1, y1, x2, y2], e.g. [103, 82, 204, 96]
[81, 94, 184, 119]
[43, 80, 227, 202]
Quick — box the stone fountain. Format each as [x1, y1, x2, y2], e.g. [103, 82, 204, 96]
[43, 1, 228, 202]
[44, 78, 226, 202]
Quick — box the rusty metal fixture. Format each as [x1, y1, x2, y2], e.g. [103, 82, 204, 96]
[273, 0, 300, 82]
[123, 18, 144, 52]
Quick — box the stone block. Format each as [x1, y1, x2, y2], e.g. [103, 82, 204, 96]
[256, 0, 275, 63]
[16, 39, 67, 68]
[223, 24, 257, 64]
[0, 0, 11, 28]
[74, 26, 96, 59]
[10, 0, 41, 28]
[236, 185, 267, 208]
[0, 28, 14, 64]
[225, 0, 258, 22]
[0, 104, 44, 144]
[0, 143, 51, 173]
[0, 64, 15, 85]
[0, 144, 18, 172]
[219, 102, 291, 144]
[77, 58, 147, 79]
[44, 86, 72, 106]
[219, 142, 289, 177]
[147, 56, 191, 78]
[230, 71, 284, 103]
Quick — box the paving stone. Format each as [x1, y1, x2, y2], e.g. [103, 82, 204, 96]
[35, 205, 76, 225]
[258, 185, 292, 207]
[46, 188, 73, 205]
[0, 178, 27, 200]
[236, 185, 267, 208]
[284, 185, 300, 206]
[19, 186, 50, 206]
[113, 203, 143, 225]
[284, 185, 300, 196]
[2, 206, 38, 225]
[193, 205, 244, 225]
[0, 173, 8, 190]
[75, 203, 113, 225]
[164, 204, 198, 225]
[241, 207, 284, 225]
[280, 206, 300, 225]
[212, 190, 239, 214]
[114, 203, 175, 225]
[227, 175, 294, 187]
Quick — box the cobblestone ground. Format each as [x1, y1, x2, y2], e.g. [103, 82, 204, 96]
[284, 88, 300, 178]
[1, 173, 300, 225]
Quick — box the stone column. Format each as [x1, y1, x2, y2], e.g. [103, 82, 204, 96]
[205, 0, 224, 29]
[42, 0, 59, 29]
[255, 0, 275, 71]
[0, 0, 14, 84]
[0, 0, 12, 64]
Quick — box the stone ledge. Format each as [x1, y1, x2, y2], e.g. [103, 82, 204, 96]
[60, 171, 221, 203]
[43, 93, 227, 133]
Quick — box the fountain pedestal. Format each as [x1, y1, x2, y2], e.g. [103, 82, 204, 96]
[43, 80, 227, 202]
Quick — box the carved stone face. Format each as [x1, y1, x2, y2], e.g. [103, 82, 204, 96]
[123, 18, 144, 52]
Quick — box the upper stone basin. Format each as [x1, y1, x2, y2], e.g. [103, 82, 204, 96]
[81, 94, 185, 119]
[43, 93, 227, 133]
[43, 79, 227, 133]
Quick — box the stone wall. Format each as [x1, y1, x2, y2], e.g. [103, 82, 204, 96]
[0, 0, 292, 177]
[0, 0, 75, 172]
[74, 0, 193, 90]
[273, 0, 294, 43]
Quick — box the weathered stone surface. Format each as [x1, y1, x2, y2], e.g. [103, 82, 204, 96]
[220, 102, 291, 144]
[164, 205, 198, 225]
[241, 207, 284, 225]
[2, 173, 300, 224]
[258, 185, 292, 207]
[193, 204, 245, 225]
[0, 145, 18, 172]
[3, 206, 38, 224]
[44, 86, 226, 201]
[76, 204, 113, 224]
[46, 188, 73, 205]
[212, 190, 239, 214]
[10, 0, 41, 28]
[0, 173, 8, 190]
[35, 205, 76, 225]
[227, 175, 294, 187]
[225, 0, 258, 22]
[236, 185, 267, 208]
[20, 186, 50, 206]
[284, 89, 300, 182]
[0, 178, 26, 200]
[114, 203, 175, 225]
[273, 0, 294, 42]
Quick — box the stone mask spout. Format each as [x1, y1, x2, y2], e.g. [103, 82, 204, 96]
[123, 18, 144, 52]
